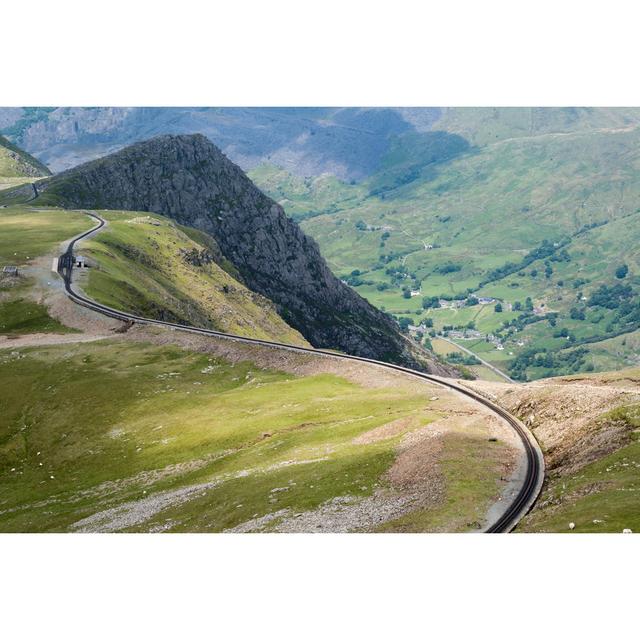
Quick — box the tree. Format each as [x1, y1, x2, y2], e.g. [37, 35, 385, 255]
[570, 307, 585, 321]
[513, 300, 522, 311]
[494, 302, 503, 313]
[615, 264, 629, 279]
[525, 297, 534, 311]
[402, 289, 411, 299]
[422, 296, 440, 309]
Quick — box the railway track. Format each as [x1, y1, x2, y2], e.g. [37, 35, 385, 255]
[58, 211, 544, 532]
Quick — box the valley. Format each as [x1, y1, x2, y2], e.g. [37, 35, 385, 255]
[247, 109, 640, 382]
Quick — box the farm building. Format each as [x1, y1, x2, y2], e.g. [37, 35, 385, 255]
[74, 256, 88, 268]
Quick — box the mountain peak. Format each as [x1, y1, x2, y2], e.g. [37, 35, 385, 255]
[36, 135, 448, 372]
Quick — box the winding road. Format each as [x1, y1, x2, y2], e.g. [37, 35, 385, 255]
[58, 211, 544, 533]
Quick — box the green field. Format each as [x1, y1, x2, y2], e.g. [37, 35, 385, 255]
[0, 339, 510, 532]
[0, 206, 90, 266]
[0, 206, 93, 336]
[0, 295, 75, 335]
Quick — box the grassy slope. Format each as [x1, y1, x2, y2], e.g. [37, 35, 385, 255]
[0, 207, 92, 335]
[78, 210, 308, 345]
[0, 340, 508, 532]
[515, 367, 640, 533]
[521, 428, 640, 533]
[250, 109, 640, 379]
[0, 134, 50, 178]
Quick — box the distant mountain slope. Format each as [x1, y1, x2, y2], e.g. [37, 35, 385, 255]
[0, 107, 441, 178]
[0, 134, 51, 178]
[4, 106, 640, 177]
[33, 134, 447, 372]
[431, 106, 640, 146]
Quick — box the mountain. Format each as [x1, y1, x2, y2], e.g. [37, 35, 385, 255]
[4, 106, 640, 178]
[8, 106, 640, 379]
[0, 134, 51, 178]
[30, 133, 446, 372]
[0, 107, 442, 178]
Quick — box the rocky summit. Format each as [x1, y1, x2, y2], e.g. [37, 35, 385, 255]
[36, 134, 447, 372]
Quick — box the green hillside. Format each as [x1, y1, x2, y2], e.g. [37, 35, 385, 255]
[0, 339, 510, 532]
[250, 108, 640, 380]
[78, 210, 309, 345]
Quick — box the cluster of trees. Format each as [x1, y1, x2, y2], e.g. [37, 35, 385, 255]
[445, 351, 481, 366]
[344, 269, 375, 287]
[552, 327, 576, 342]
[422, 296, 441, 309]
[587, 283, 633, 309]
[509, 346, 590, 380]
[434, 263, 462, 275]
[479, 238, 570, 287]
[615, 264, 629, 279]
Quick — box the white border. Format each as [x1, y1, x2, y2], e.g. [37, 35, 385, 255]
[2, 1, 639, 637]
[3, 0, 640, 105]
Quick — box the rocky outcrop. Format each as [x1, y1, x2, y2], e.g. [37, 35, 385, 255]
[37, 134, 451, 373]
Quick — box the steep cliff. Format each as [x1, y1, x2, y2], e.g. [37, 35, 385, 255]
[36, 134, 448, 372]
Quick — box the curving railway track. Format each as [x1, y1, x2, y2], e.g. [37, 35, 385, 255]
[58, 211, 544, 532]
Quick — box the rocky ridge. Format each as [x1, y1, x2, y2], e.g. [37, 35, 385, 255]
[36, 134, 450, 373]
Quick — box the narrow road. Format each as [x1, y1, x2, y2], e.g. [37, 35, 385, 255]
[439, 336, 515, 383]
[58, 211, 544, 533]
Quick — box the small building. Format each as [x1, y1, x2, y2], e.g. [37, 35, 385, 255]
[74, 255, 88, 268]
[477, 297, 496, 305]
[2, 266, 18, 277]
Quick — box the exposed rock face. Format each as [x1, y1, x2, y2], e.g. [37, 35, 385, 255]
[38, 134, 449, 372]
